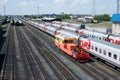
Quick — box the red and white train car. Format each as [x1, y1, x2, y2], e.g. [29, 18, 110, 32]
[80, 37, 120, 68]
[77, 29, 120, 45]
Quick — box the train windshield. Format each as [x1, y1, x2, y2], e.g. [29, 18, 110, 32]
[63, 39, 75, 43]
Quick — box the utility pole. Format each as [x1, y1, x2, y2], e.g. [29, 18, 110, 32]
[117, 0, 120, 14]
[91, 0, 96, 16]
[4, 6, 6, 16]
[37, 6, 39, 16]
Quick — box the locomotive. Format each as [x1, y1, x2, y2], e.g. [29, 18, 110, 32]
[55, 34, 90, 62]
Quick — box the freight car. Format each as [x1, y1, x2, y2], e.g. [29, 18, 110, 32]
[11, 18, 23, 26]
[16, 20, 23, 26]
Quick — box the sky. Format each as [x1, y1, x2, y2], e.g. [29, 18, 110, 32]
[0, 0, 118, 15]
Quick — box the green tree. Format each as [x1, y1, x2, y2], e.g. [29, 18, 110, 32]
[24, 15, 43, 19]
[58, 14, 71, 20]
[94, 14, 110, 21]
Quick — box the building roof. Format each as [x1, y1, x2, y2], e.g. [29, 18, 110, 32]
[111, 14, 120, 22]
[41, 17, 56, 20]
[41, 17, 61, 22]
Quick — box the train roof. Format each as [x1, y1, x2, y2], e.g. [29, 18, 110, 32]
[82, 29, 120, 38]
[46, 26, 59, 30]
[69, 23, 80, 27]
[88, 37, 120, 50]
[82, 29, 107, 35]
[56, 34, 76, 40]
[59, 30, 79, 35]
[111, 34, 120, 37]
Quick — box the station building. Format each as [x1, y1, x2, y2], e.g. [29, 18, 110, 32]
[111, 14, 120, 35]
[41, 18, 61, 22]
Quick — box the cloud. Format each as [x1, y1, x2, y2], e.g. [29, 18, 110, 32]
[54, 0, 66, 4]
[72, 0, 91, 6]
[38, 3, 46, 8]
[19, 1, 34, 6]
[0, 0, 8, 4]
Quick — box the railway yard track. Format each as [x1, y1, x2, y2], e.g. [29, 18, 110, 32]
[0, 21, 120, 80]
[23, 21, 120, 80]
[0, 24, 15, 80]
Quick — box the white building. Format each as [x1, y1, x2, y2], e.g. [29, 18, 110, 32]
[111, 14, 120, 35]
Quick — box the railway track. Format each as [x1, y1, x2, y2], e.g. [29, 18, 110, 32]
[21, 25, 80, 79]
[1, 20, 120, 80]
[1, 24, 50, 80]
[0, 24, 15, 80]
[23, 21, 120, 80]
[15, 26, 48, 80]
[0, 22, 79, 80]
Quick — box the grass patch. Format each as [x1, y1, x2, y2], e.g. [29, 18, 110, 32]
[63, 19, 81, 24]
[63, 19, 112, 28]
[86, 22, 112, 28]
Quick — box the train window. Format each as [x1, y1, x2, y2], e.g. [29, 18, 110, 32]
[91, 46, 94, 50]
[103, 50, 106, 55]
[105, 38, 107, 41]
[64, 40, 68, 43]
[95, 47, 98, 52]
[99, 48, 102, 53]
[108, 52, 111, 57]
[69, 40, 73, 43]
[113, 54, 117, 60]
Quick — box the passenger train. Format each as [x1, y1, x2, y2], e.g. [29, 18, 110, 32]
[27, 20, 90, 62]
[26, 19, 120, 68]
[55, 30, 120, 68]
[28, 20, 120, 45]
[79, 36, 120, 68]
[77, 29, 120, 45]
[52, 21, 120, 45]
